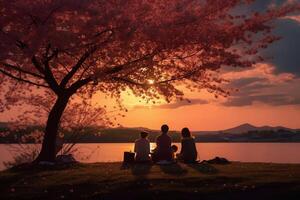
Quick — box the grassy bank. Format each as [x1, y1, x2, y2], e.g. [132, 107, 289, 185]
[1, 162, 300, 200]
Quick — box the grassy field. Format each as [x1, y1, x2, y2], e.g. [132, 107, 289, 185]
[1, 162, 300, 200]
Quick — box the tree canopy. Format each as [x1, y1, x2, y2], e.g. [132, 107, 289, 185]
[0, 0, 298, 162]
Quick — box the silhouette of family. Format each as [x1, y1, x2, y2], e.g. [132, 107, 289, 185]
[133, 124, 198, 164]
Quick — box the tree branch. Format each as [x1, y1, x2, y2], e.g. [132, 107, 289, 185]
[43, 44, 59, 63]
[60, 46, 97, 88]
[111, 77, 144, 86]
[31, 56, 45, 74]
[68, 77, 93, 94]
[32, 55, 61, 94]
[103, 50, 158, 76]
[0, 68, 49, 88]
[1, 62, 44, 79]
[157, 70, 199, 84]
[60, 31, 115, 88]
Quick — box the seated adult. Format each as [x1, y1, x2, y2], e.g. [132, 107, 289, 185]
[152, 124, 173, 163]
[178, 127, 198, 163]
[134, 131, 151, 162]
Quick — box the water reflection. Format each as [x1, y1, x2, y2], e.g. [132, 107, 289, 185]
[1, 143, 300, 171]
[70, 143, 300, 164]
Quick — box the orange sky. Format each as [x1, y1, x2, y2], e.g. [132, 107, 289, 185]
[105, 62, 300, 131]
[118, 101, 300, 131]
[1, 62, 300, 131]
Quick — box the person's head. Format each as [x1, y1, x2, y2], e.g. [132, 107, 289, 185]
[171, 145, 178, 153]
[140, 131, 148, 139]
[161, 124, 169, 134]
[181, 127, 191, 138]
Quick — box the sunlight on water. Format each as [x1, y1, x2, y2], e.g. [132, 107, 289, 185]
[72, 143, 158, 163]
[1, 143, 300, 170]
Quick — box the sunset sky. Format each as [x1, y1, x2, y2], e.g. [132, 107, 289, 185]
[0, 0, 299, 131]
[118, 0, 300, 131]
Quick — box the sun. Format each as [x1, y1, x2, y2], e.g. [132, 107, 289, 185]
[147, 79, 155, 85]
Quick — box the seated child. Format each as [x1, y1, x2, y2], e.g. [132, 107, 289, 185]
[134, 131, 151, 162]
[171, 145, 178, 160]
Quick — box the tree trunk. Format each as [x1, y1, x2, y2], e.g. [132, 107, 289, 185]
[34, 94, 70, 163]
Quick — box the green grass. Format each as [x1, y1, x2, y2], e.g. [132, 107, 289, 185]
[1, 162, 300, 200]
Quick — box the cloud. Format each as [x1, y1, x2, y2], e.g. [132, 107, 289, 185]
[222, 1, 300, 106]
[222, 63, 295, 83]
[235, 0, 300, 76]
[133, 98, 209, 110]
[226, 77, 273, 96]
[157, 99, 209, 109]
[262, 18, 300, 76]
[222, 63, 300, 107]
[223, 94, 300, 107]
[283, 15, 300, 24]
[227, 77, 269, 88]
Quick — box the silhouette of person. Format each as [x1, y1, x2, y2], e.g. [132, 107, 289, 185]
[178, 127, 198, 163]
[153, 124, 173, 162]
[134, 131, 151, 162]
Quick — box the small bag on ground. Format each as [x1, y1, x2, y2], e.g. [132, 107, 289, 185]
[123, 151, 135, 163]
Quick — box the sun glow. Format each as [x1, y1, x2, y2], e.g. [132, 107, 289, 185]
[147, 79, 155, 85]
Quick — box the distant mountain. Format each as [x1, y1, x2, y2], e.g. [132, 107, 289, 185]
[0, 122, 299, 143]
[222, 123, 257, 134]
[221, 123, 295, 134]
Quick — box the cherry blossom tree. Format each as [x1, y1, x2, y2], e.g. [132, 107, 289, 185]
[0, 0, 298, 162]
[3, 100, 108, 167]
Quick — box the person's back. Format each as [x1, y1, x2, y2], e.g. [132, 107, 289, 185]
[180, 128, 198, 163]
[155, 125, 173, 161]
[134, 132, 150, 162]
[181, 137, 197, 163]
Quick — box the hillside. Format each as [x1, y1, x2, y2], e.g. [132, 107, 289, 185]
[221, 123, 295, 134]
[0, 122, 299, 143]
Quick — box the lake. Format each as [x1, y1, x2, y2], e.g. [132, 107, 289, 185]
[1, 143, 300, 171]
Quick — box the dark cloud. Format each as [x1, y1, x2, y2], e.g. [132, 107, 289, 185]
[256, 0, 300, 76]
[240, 84, 275, 97]
[249, 0, 288, 12]
[225, 77, 274, 96]
[223, 76, 300, 107]
[228, 77, 267, 88]
[235, 0, 300, 76]
[223, 94, 300, 107]
[262, 19, 300, 76]
[222, 0, 300, 106]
